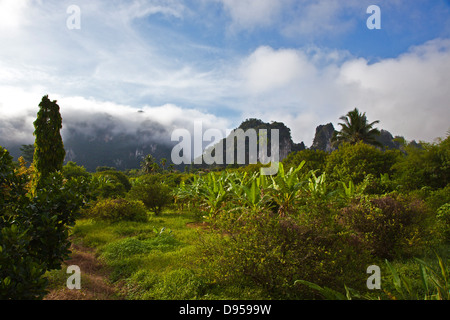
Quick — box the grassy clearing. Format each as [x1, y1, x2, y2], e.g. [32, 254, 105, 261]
[57, 210, 268, 300]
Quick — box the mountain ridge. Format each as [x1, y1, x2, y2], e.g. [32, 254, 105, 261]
[2, 117, 408, 172]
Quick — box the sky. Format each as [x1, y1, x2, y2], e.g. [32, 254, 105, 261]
[0, 0, 449, 149]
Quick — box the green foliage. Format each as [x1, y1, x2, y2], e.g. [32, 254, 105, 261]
[339, 194, 433, 259]
[1, 146, 86, 299]
[202, 209, 371, 299]
[32, 95, 66, 191]
[0, 223, 48, 300]
[423, 185, 450, 212]
[127, 182, 172, 215]
[436, 203, 450, 242]
[88, 198, 148, 222]
[62, 161, 90, 180]
[96, 166, 117, 172]
[268, 162, 306, 216]
[149, 269, 206, 300]
[282, 149, 328, 174]
[331, 107, 382, 147]
[93, 170, 131, 198]
[101, 230, 180, 261]
[141, 154, 158, 174]
[325, 142, 399, 184]
[296, 254, 449, 300]
[392, 136, 450, 191]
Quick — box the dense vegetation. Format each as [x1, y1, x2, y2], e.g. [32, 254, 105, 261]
[1, 102, 449, 300]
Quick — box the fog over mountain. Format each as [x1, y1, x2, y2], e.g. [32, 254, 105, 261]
[0, 96, 232, 171]
[1, 97, 408, 172]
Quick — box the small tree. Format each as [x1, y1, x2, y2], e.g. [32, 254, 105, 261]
[332, 108, 382, 148]
[127, 183, 171, 215]
[32, 95, 65, 191]
[160, 158, 167, 171]
[141, 154, 156, 174]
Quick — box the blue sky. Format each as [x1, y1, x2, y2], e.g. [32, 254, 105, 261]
[0, 0, 449, 147]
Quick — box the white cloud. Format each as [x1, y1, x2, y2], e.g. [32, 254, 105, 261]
[235, 39, 450, 144]
[0, 0, 448, 152]
[240, 46, 315, 94]
[219, 0, 288, 32]
[337, 38, 450, 142]
[0, 86, 231, 146]
[0, 0, 31, 31]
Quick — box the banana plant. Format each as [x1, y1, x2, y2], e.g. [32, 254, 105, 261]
[340, 180, 356, 199]
[240, 178, 267, 212]
[269, 162, 306, 216]
[201, 172, 228, 218]
[415, 255, 449, 300]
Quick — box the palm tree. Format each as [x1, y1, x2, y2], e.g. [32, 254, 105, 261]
[332, 108, 382, 147]
[141, 154, 156, 174]
[160, 158, 167, 171]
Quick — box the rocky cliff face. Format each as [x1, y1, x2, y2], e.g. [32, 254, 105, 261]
[195, 118, 306, 167]
[309, 123, 404, 152]
[310, 123, 336, 152]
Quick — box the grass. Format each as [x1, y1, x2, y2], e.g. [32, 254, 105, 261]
[57, 210, 269, 300]
[45, 207, 449, 300]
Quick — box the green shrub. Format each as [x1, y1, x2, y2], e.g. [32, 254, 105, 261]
[93, 170, 132, 198]
[202, 209, 371, 299]
[282, 149, 328, 174]
[436, 203, 450, 242]
[424, 185, 450, 212]
[0, 223, 48, 300]
[62, 161, 90, 180]
[339, 194, 434, 259]
[391, 136, 449, 191]
[1, 146, 86, 298]
[127, 183, 172, 215]
[88, 198, 148, 222]
[325, 142, 399, 184]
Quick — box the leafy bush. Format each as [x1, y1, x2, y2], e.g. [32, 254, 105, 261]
[297, 254, 450, 300]
[436, 203, 450, 242]
[62, 161, 90, 180]
[338, 194, 433, 259]
[423, 185, 450, 212]
[282, 149, 328, 175]
[325, 142, 399, 184]
[88, 198, 148, 222]
[93, 170, 132, 198]
[391, 136, 450, 191]
[0, 223, 48, 300]
[202, 208, 371, 299]
[1, 146, 86, 299]
[127, 183, 172, 215]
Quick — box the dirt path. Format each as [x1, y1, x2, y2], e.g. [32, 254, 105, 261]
[44, 244, 124, 300]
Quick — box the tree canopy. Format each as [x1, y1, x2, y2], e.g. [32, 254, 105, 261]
[32, 95, 65, 190]
[332, 108, 382, 148]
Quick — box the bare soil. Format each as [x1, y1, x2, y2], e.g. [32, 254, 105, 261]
[44, 244, 124, 300]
